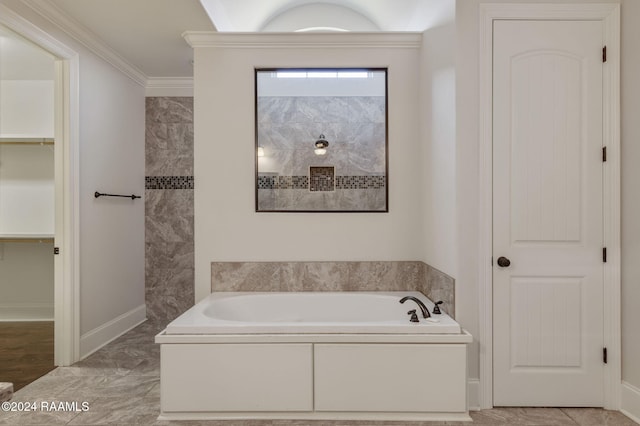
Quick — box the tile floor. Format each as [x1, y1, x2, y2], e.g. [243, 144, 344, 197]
[0, 321, 637, 425]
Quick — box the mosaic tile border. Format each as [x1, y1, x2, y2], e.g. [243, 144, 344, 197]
[145, 176, 194, 189]
[257, 175, 386, 190]
[336, 175, 385, 189]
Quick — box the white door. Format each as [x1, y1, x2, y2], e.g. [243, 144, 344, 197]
[493, 20, 604, 406]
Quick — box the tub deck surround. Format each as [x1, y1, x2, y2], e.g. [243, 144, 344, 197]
[164, 291, 460, 335]
[156, 291, 472, 422]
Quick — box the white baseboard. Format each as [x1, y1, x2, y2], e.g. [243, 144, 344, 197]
[0, 303, 54, 321]
[79, 304, 146, 359]
[468, 378, 640, 417]
[621, 381, 640, 424]
[468, 378, 480, 411]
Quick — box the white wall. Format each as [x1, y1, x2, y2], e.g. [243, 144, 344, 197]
[0, 80, 54, 137]
[620, 0, 640, 417]
[191, 33, 424, 301]
[0, 242, 53, 320]
[0, 0, 146, 356]
[420, 23, 457, 277]
[454, 0, 481, 384]
[456, 0, 635, 409]
[77, 50, 145, 338]
[0, 25, 55, 137]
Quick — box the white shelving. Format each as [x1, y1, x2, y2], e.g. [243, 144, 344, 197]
[0, 234, 54, 243]
[0, 142, 55, 321]
[0, 24, 57, 322]
[0, 142, 55, 237]
[0, 137, 54, 145]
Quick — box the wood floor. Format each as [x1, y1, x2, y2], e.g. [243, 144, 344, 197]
[0, 321, 55, 391]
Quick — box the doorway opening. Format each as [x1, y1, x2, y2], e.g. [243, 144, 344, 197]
[0, 4, 80, 386]
[0, 23, 56, 391]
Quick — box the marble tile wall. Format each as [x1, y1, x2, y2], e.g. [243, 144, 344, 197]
[211, 261, 455, 317]
[257, 96, 387, 211]
[258, 187, 386, 211]
[257, 96, 386, 175]
[145, 97, 194, 323]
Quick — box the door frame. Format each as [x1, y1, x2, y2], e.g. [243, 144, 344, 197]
[478, 3, 621, 410]
[0, 4, 80, 365]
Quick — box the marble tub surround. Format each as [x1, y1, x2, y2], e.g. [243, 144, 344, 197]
[145, 97, 194, 323]
[211, 261, 455, 317]
[2, 321, 635, 425]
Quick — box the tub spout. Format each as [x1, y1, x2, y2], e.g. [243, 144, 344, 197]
[399, 296, 431, 318]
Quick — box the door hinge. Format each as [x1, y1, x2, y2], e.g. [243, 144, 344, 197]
[603, 146, 607, 162]
[603, 46, 607, 63]
[54, 247, 60, 255]
[603, 247, 607, 263]
[603, 347, 608, 364]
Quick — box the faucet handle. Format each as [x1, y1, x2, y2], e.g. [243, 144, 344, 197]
[407, 310, 419, 323]
[432, 301, 443, 315]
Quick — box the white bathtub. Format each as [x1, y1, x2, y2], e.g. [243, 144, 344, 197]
[156, 291, 472, 422]
[165, 291, 461, 335]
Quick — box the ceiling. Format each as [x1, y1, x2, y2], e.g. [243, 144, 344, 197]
[51, 0, 215, 78]
[40, 0, 455, 79]
[200, 0, 454, 32]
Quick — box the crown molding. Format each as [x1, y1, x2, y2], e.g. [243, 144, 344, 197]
[146, 77, 194, 89]
[145, 77, 194, 97]
[182, 31, 422, 49]
[21, 0, 147, 86]
[0, 2, 77, 59]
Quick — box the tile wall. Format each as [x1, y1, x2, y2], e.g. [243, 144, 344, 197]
[144, 98, 453, 322]
[145, 97, 194, 323]
[257, 96, 386, 211]
[211, 261, 455, 317]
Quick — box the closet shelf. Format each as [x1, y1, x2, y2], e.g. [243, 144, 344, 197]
[0, 138, 54, 146]
[0, 234, 54, 243]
